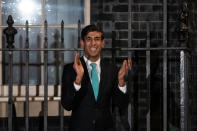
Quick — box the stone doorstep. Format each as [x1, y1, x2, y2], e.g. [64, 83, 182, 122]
[0, 85, 61, 98]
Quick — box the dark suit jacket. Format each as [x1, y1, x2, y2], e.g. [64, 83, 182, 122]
[61, 58, 129, 131]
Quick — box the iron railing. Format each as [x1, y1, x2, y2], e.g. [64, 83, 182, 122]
[1, 0, 190, 130]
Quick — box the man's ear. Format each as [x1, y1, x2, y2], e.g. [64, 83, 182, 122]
[101, 40, 105, 48]
[80, 39, 85, 49]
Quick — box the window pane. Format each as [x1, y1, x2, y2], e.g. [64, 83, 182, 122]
[48, 28, 78, 85]
[46, 0, 84, 24]
[63, 29, 79, 63]
[2, 0, 87, 85]
[3, 28, 41, 85]
[3, 28, 79, 85]
[2, 0, 42, 25]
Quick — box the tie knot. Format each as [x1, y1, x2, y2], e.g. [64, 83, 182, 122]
[90, 63, 97, 69]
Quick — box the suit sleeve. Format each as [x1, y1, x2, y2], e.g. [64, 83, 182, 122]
[112, 65, 129, 110]
[61, 64, 76, 111]
[61, 64, 88, 111]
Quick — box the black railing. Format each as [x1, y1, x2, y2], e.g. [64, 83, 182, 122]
[1, 0, 190, 130]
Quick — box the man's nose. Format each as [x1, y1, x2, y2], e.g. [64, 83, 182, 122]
[91, 39, 97, 45]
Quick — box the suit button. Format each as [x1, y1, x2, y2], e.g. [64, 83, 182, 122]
[92, 120, 96, 124]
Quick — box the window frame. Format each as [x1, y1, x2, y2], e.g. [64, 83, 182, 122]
[0, 0, 90, 100]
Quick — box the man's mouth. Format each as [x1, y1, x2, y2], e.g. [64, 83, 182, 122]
[90, 47, 97, 51]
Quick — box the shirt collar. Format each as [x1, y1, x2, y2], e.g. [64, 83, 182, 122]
[83, 56, 100, 68]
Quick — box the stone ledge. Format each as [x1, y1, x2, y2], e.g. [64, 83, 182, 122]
[0, 85, 61, 97]
[0, 96, 61, 102]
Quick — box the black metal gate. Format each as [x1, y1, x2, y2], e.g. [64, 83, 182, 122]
[1, 0, 191, 130]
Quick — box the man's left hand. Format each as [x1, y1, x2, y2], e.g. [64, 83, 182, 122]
[118, 60, 132, 87]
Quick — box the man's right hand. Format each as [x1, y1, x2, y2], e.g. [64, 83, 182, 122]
[73, 53, 84, 85]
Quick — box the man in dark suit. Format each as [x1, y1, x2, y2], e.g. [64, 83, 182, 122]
[61, 24, 132, 131]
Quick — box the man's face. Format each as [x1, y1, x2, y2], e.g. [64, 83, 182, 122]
[81, 31, 104, 62]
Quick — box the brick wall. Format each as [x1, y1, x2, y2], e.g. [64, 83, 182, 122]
[91, 0, 197, 131]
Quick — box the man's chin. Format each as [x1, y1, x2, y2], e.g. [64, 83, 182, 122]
[86, 54, 100, 60]
[89, 51, 99, 56]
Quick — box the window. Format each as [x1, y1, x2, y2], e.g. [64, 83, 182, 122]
[1, 0, 90, 85]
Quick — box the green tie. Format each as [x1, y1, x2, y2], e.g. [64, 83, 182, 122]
[90, 63, 99, 100]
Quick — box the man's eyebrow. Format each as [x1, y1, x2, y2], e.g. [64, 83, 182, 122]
[86, 36, 101, 38]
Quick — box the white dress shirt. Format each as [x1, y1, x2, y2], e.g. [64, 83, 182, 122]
[74, 56, 127, 93]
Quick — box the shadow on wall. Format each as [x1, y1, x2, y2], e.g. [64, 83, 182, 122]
[188, 0, 197, 53]
[150, 47, 180, 131]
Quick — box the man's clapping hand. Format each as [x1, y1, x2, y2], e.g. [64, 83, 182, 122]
[73, 53, 84, 85]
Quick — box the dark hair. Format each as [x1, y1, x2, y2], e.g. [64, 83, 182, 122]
[81, 24, 104, 41]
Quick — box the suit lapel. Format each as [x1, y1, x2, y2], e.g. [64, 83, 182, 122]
[97, 59, 105, 101]
[80, 57, 106, 102]
[80, 57, 96, 101]
[80, 57, 90, 83]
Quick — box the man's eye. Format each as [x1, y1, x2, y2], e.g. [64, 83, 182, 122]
[86, 38, 91, 41]
[95, 38, 99, 41]
[95, 37, 101, 41]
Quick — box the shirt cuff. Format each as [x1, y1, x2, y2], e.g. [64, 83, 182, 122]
[73, 82, 81, 91]
[118, 85, 127, 94]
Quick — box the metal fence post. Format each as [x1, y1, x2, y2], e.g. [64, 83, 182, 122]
[163, 0, 168, 130]
[60, 20, 65, 131]
[180, 51, 189, 131]
[44, 20, 48, 131]
[146, 23, 151, 131]
[25, 20, 30, 131]
[3, 15, 17, 131]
